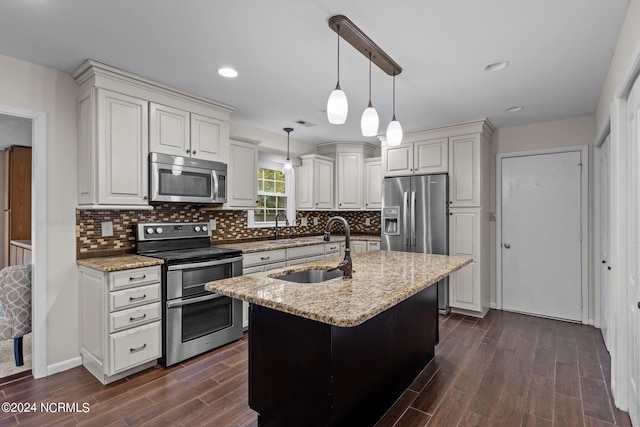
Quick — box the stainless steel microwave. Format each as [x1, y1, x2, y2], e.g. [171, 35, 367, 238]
[149, 152, 227, 204]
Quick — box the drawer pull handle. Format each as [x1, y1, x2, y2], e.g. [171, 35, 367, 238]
[129, 294, 146, 302]
[260, 256, 270, 260]
[330, 246, 337, 250]
[130, 343, 147, 353]
[129, 275, 146, 281]
[129, 314, 147, 322]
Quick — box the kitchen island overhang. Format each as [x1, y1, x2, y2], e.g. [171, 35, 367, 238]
[206, 251, 471, 427]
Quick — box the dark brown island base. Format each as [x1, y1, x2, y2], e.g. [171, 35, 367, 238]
[205, 251, 471, 426]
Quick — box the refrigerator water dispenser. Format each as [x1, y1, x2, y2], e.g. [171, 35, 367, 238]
[383, 206, 400, 235]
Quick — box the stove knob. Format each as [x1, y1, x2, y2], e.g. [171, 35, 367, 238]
[202, 225, 208, 232]
[155, 227, 163, 234]
[146, 227, 154, 234]
[194, 226, 201, 232]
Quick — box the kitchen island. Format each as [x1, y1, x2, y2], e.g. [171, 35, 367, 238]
[206, 250, 470, 427]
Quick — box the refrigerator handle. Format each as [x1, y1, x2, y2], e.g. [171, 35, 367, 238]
[411, 191, 416, 246]
[403, 191, 409, 246]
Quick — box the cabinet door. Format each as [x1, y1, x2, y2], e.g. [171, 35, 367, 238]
[149, 103, 189, 157]
[337, 152, 362, 209]
[383, 144, 413, 176]
[227, 140, 258, 208]
[449, 208, 481, 311]
[449, 134, 480, 207]
[364, 159, 382, 209]
[297, 163, 313, 209]
[97, 89, 149, 205]
[191, 113, 227, 162]
[351, 241, 367, 254]
[414, 138, 448, 174]
[367, 241, 380, 251]
[315, 159, 334, 209]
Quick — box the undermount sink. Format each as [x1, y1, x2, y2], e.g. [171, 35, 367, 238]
[275, 269, 343, 283]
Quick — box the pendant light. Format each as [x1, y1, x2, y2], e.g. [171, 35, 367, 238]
[327, 24, 348, 124]
[386, 73, 403, 146]
[360, 51, 379, 136]
[282, 127, 294, 175]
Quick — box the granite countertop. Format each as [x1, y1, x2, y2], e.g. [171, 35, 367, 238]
[77, 255, 164, 272]
[216, 234, 380, 254]
[206, 251, 471, 328]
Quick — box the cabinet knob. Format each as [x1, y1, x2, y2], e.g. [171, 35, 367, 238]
[192, 150, 197, 155]
[504, 243, 511, 249]
[638, 301, 640, 309]
[143, 195, 148, 200]
[449, 201, 453, 204]
[186, 149, 191, 154]
[608, 266, 612, 270]
[316, 203, 319, 206]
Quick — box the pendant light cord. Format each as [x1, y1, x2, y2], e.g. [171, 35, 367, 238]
[392, 73, 397, 120]
[336, 25, 341, 89]
[368, 52, 372, 107]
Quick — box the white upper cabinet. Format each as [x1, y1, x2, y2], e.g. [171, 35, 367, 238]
[78, 88, 149, 206]
[150, 102, 228, 163]
[297, 154, 334, 210]
[226, 138, 258, 208]
[449, 134, 481, 207]
[73, 60, 233, 207]
[190, 113, 227, 162]
[382, 137, 448, 176]
[337, 152, 362, 209]
[364, 158, 382, 210]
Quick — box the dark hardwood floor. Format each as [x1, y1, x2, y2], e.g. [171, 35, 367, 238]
[0, 310, 632, 426]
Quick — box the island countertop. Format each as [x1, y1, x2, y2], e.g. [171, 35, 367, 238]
[205, 250, 471, 327]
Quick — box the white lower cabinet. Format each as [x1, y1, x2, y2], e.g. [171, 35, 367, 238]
[79, 265, 162, 384]
[286, 245, 325, 266]
[324, 242, 341, 259]
[448, 208, 483, 313]
[367, 241, 380, 251]
[242, 249, 287, 328]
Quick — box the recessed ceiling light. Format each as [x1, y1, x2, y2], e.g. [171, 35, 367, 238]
[484, 61, 509, 72]
[218, 67, 238, 78]
[505, 106, 524, 113]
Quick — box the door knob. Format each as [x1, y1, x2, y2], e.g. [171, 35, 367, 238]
[504, 243, 511, 249]
[637, 301, 640, 309]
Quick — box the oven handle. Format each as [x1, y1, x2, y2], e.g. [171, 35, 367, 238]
[167, 256, 244, 271]
[167, 292, 226, 309]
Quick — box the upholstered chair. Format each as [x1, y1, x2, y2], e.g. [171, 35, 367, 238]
[0, 264, 32, 366]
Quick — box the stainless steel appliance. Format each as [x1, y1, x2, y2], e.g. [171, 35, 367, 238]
[381, 174, 450, 313]
[149, 152, 227, 204]
[136, 222, 243, 366]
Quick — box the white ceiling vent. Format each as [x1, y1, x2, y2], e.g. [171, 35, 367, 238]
[294, 120, 316, 127]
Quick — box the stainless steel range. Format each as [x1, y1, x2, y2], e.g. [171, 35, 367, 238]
[136, 222, 243, 367]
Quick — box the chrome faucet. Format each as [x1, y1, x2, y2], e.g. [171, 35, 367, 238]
[274, 212, 289, 240]
[324, 216, 353, 279]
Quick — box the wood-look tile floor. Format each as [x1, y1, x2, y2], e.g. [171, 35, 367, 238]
[0, 310, 632, 426]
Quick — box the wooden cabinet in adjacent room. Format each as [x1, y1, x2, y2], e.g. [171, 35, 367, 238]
[3, 145, 31, 267]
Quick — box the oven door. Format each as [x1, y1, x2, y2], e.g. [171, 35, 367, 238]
[164, 256, 243, 366]
[165, 292, 242, 366]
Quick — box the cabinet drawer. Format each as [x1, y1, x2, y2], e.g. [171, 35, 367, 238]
[109, 302, 161, 333]
[110, 283, 160, 312]
[109, 321, 160, 374]
[324, 242, 341, 255]
[287, 244, 325, 259]
[367, 241, 381, 251]
[243, 249, 287, 267]
[110, 266, 160, 291]
[286, 255, 325, 266]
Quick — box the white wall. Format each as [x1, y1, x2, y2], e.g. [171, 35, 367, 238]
[0, 54, 79, 368]
[491, 115, 596, 319]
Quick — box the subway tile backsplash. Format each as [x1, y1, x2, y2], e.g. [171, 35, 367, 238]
[76, 204, 381, 258]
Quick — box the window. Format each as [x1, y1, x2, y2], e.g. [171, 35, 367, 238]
[255, 167, 287, 223]
[248, 160, 296, 227]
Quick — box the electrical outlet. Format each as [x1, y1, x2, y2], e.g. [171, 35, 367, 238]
[365, 218, 371, 226]
[301, 217, 308, 226]
[313, 217, 318, 226]
[101, 221, 113, 237]
[210, 219, 216, 230]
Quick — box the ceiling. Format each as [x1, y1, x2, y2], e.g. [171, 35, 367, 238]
[0, 0, 630, 145]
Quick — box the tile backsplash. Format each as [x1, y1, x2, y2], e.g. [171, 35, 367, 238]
[76, 204, 381, 258]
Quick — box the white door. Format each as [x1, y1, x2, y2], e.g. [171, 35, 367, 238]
[626, 73, 640, 425]
[501, 151, 582, 321]
[599, 136, 612, 350]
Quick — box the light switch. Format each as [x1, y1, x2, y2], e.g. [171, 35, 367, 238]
[101, 221, 113, 237]
[365, 218, 371, 226]
[210, 219, 217, 230]
[301, 217, 308, 226]
[313, 217, 318, 226]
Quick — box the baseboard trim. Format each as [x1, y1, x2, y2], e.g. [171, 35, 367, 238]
[47, 356, 82, 376]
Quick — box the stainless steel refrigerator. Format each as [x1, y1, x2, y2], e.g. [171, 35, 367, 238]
[381, 174, 449, 313]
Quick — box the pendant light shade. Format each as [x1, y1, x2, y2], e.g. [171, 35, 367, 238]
[327, 24, 348, 125]
[386, 74, 403, 146]
[282, 127, 294, 175]
[361, 52, 379, 136]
